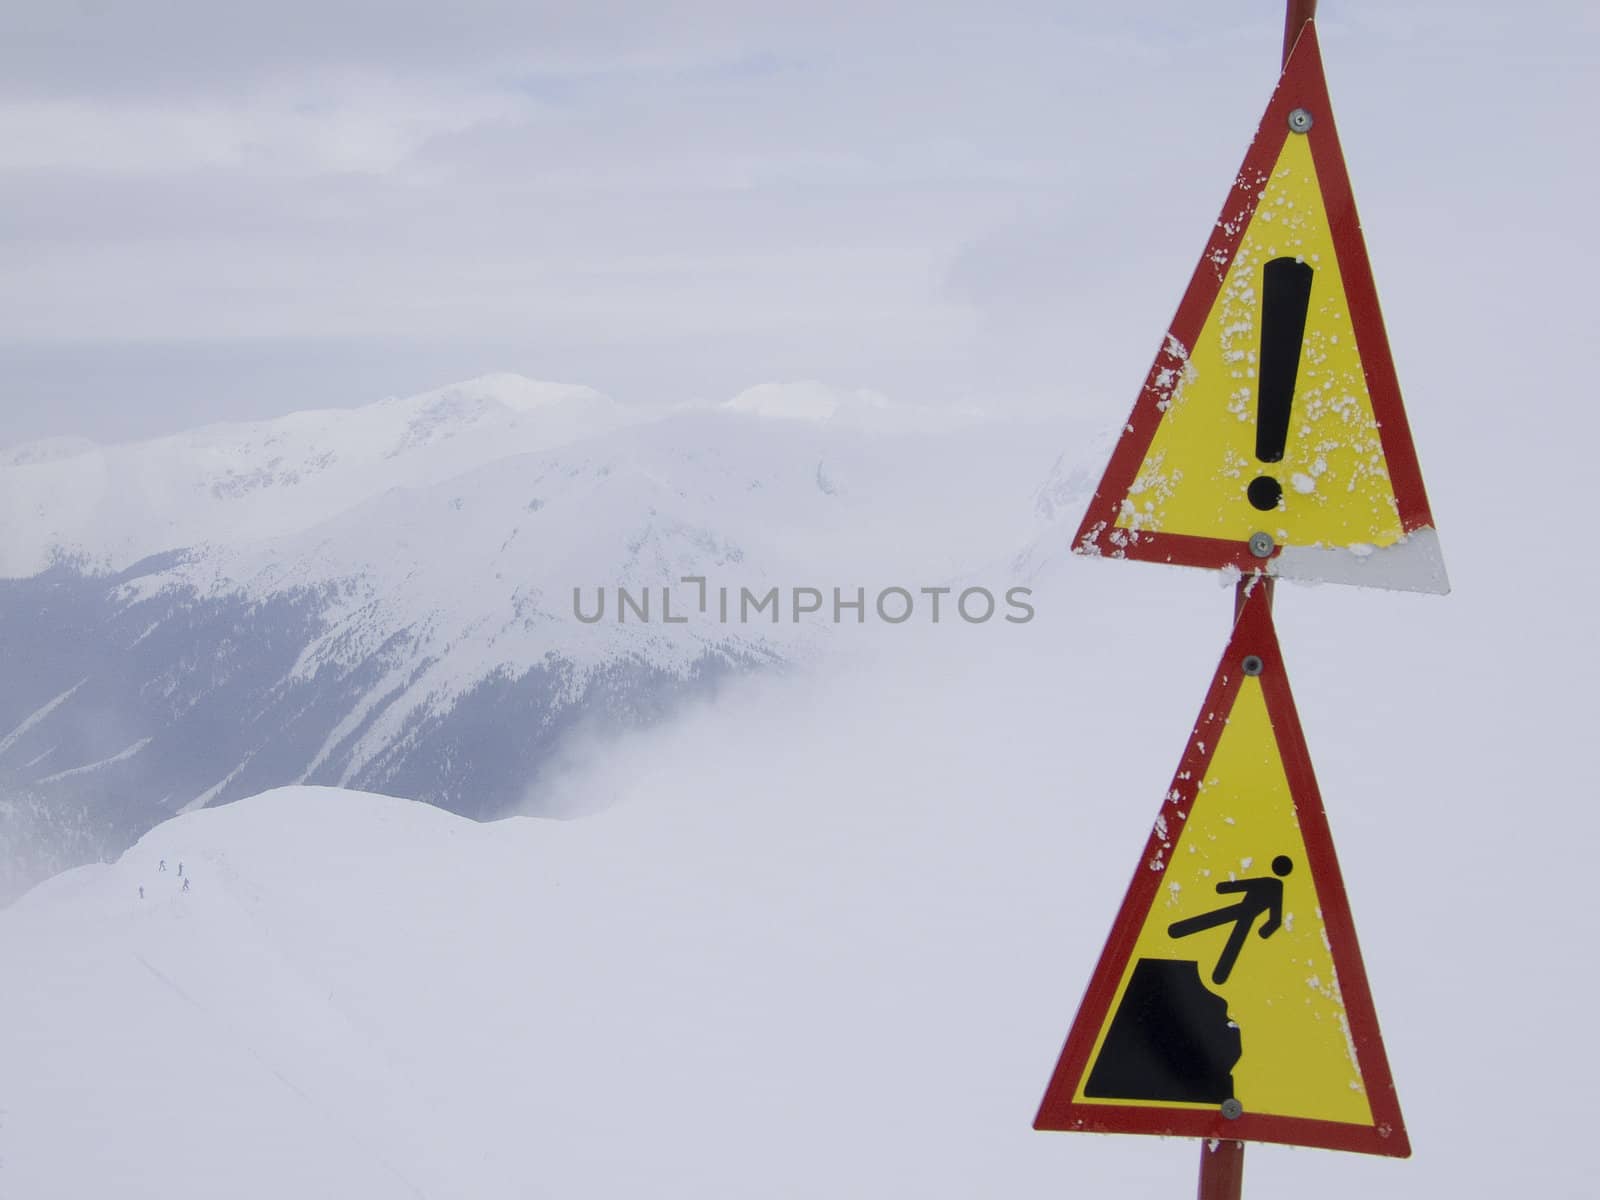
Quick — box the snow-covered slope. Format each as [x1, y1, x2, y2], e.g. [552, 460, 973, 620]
[2, 539, 1591, 1198]
[0, 374, 633, 578]
[0, 376, 1087, 901]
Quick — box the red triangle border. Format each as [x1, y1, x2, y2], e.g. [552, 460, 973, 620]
[1033, 584, 1410, 1157]
[1073, 23, 1436, 575]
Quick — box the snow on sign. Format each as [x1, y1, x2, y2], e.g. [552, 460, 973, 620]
[1074, 23, 1446, 594]
[1034, 585, 1408, 1157]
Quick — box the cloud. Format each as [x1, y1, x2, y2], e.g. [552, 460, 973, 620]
[1, 0, 1594, 446]
[0, 77, 537, 177]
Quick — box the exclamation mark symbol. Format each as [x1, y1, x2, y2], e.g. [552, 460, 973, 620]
[1247, 257, 1314, 512]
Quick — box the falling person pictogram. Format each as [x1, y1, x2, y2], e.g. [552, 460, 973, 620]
[1168, 855, 1293, 984]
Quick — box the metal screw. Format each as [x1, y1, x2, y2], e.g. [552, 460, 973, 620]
[1248, 531, 1275, 558]
[1242, 655, 1264, 677]
[1288, 107, 1314, 133]
[1221, 1098, 1244, 1120]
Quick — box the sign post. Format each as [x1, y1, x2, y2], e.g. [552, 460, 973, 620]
[1034, 584, 1408, 1157]
[1035, 6, 1444, 1198]
[1071, 12, 1444, 595]
[1208, 8, 1314, 1193]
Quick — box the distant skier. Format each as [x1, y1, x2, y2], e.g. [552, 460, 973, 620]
[177, 862, 183, 877]
[182, 877, 191, 893]
[159, 859, 166, 872]
[139, 885, 145, 900]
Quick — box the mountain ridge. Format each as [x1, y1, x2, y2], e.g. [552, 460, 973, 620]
[0, 374, 1093, 903]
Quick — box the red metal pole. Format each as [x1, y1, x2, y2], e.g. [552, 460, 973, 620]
[1233, 575, 1273, 619]
[1282, 0, 1319, 66]
[1197, 1138, 1246, 1200]
[1203, 10, 1314, 1196]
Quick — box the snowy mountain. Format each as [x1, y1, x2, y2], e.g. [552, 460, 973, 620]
[2, 546, 1587, 1199]
[0, 374, 634, 578]
[0, 376, 1084, 901]
[3, 367, 1591, 1199]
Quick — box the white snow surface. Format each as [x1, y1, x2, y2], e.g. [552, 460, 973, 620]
[1, 376, 1081, 794]
[0, 375, 1017, 582]
[2, 538, 1594, 1197]
[724, 379, 985, 432]
[0, 374, 633, 578]
[1272, 529, 1450, 595]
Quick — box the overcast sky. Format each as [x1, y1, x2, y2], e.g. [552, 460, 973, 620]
[1, 1, 1593, 446]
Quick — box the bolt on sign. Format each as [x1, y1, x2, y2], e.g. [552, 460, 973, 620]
[1073, 25, 1447, 594]
[1033, 586, 1408, 1156]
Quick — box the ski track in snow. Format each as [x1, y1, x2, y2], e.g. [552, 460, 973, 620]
[35, 737, 152, 784]
[0, 677, 88, 760]
[132, 951, 432, 1199]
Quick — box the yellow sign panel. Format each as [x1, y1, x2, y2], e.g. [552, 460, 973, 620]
[1073, 25, 1444, 594]
[1077, 675, 1369, 1125]
[1035, 589, 1408, 1156]
[1128, 135, 1392, 556]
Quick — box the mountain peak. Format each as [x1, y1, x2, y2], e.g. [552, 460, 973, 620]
[400, 373, 613, 416]
[724, 381, 983, 434]
[725, 380, 879, 423]
[1, 434, 100, 467]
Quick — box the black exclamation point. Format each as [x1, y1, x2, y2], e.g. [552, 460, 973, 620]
[1248, 257, 1314, 512]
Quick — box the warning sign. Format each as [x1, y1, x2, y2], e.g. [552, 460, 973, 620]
[1034, 585, 1409, 1156]
[1073, 23, 1446, 594]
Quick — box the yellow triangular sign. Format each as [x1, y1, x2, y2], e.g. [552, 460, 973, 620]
[1074, 24, 1446, 594]
[1035, 587, 1408, 1156]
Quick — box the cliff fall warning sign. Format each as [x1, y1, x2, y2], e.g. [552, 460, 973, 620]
[1033, 586, 1408, 1157]
[1073, 26, 1445, 594]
